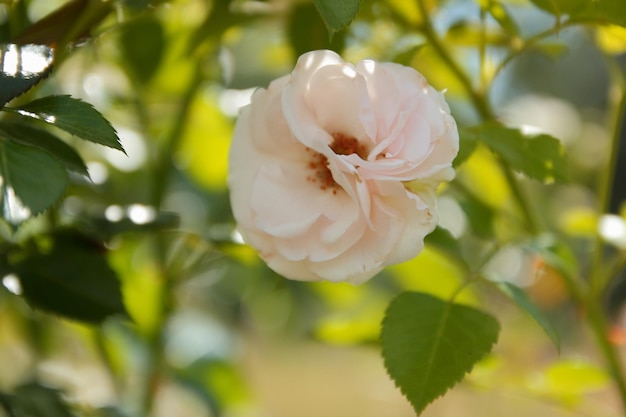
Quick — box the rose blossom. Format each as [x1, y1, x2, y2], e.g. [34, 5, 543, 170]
[228, 50, 459, 284]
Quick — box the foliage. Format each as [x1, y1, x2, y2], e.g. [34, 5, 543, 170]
[0, 0, 625, 417]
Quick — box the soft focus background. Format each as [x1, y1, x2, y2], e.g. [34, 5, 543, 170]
[1, 0, 626, 416]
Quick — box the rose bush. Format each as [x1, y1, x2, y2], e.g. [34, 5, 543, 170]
[228, 50, 459, 284]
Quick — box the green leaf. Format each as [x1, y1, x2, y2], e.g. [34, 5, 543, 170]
[454, 128, 479, 167]
[314, 0, 361, 35]
[12, 383, 76, 417]
[119, 15, 165, 84]
[528, 0, 587, 16]
[571, 0, 626, 28]
[487, 0, 519, 37]
[458, 192, 495, 238]
[496, 282, 560, 351]
[0, 121, 89, 176]
[0, 140, 67, 220]
[10, 95, 124, 152]
[11, 0, 113, 47]
[381, 292, 500, 415]
[0, 44, 54, 107]
[288, 2, 346, 59]
[472, 122, 567, 183]
[424, 226, 467, 267]
[12, 230, 128, 323]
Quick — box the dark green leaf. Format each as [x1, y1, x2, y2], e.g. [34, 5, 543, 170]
[0, 121, 88, 176]
[472, 122, 567, 183]
[382, 292, 500, 415]
[528, 0, 587, 16]
[119, 16, 164, 83]
[496, 282, 560, 351]
[0, 44, 54, 107]
[11, 0, 113, 47]
[454, 128, 478, 168]
[571, 0, 626, 27]
[12, 382, 76, 417]
[12, 230, 128, 323]
[288, 3, 346, 59]
[10, 95, 124, 152]
[0, 140, 67, 220]
[424, 226, 466, 267]
[314, 0, 361, 35]
[454, 184, 496, 239]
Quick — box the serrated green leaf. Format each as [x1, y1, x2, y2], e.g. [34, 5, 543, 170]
[496, 282, 560, 351]
[119, 15, 164, 84]
[0, 140, 67, 220]
[472, 122, 567, 183]
[10, 95, 124, 152]
[381, 292, 500, 415]
[314, 0, 361, 34]
[12, 231, 128, 323]
[0, 44, 54, 107]
[12, 383, 76, 417]
[0, 121, 88, 176]
[288, 3, 346, 59]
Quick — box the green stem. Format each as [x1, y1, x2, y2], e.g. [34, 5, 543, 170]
[591, 60, 626, 296]
[415, 0, 492, 119]
[415, 0, 541, 234]
[141, 64, 203, 417]
[585, 295, 626, 413]
[585, 56, 626, 414]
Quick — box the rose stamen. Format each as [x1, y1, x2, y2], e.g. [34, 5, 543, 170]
[305, 133, 366, 195]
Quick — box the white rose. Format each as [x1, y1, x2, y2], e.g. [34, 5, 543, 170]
[228, 50, 459, 284]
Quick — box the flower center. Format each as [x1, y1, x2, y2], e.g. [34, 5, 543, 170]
[305, 133, 366, 194]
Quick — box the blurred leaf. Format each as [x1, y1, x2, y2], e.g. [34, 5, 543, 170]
[596, 24, 626, 54]
[12, 230, 128, 323]
[454, 128, 479, 167]
[0, 44, 54, 107]
[457, 189, 495, 238]
[314, 0, 361, 35]
[11, 382, 76, 417]
[424, 226, 466, 267]
[392, 44, 426, 66]
[382, 292, 500, 415]
[0, 121, 89, 176]
[495, 282, 560, 351]
[288, 3, 345, 59]
[532, 41, 569, 59]
[445, 22, 510, 47]
[531, 359, 610, 402]
[10, 95, 124, 152]
[528, 0, 587, 16]
[525, 235, 579, 283]
[178, 96, 232, 190]
[471, 122, 567, 183]
[486, 0, 519, 37]
[11, 0, 113, 46]
[573, 0, 626, 28]
[0, 140, 67, 219]
[119, 15, 164, 84]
